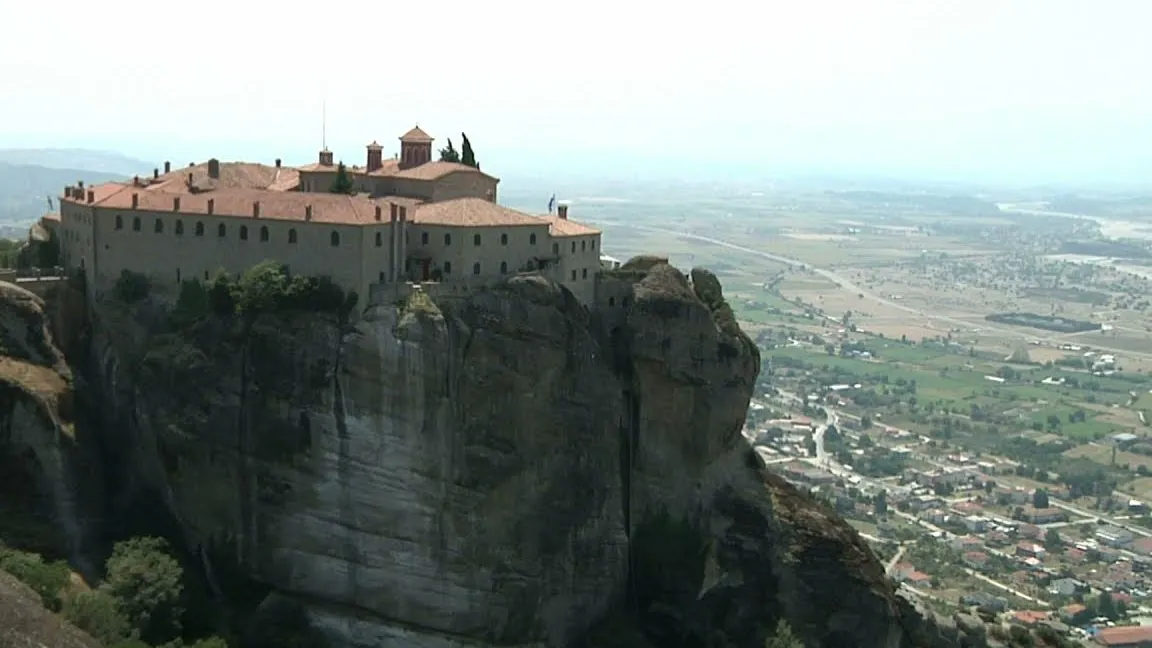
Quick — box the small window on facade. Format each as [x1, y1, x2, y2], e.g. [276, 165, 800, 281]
[500, 261, 507, 274]
[500, 233, 508, 245]
[608, 297, 616, 307]
[571, 270, 576, 280]
[379, 271, 385, 281]
[195, 221, 204, 236]
[288, 228, 297, 243]
[218, 223, 226, 237]
[473, 262, 481, 275]
[260, 226, 269, 242]
[444, 233, 452, 246]
[571, 241, 576, 253]
[530, 233, 537, 245]
[240, 225, 249, 241]
[176, 268, 181, 283]
[115, 215, 123, 230]
[581, 240, 586, 251]
[132, 217, 141, 231]
[592, 240, 596, 250]
[175, 220, 184, 235]
[421, 232, 429, 245]
[375, 232, 383, 247]
[553, 243, 559, 255]
[204, 271, 209, 281]
[154, 218, 163, 233]
[444, 261, 452, 274]
[582, 268, 588, 279]
[330, 231, 340, 246]
[473, 234, 482, 246]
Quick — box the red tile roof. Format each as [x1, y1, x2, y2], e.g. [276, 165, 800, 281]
[1096, 624, 1152, 645]
[412, 198, 542, 228]
[546, 216, 600, 237]
[146, 162, 299, 193]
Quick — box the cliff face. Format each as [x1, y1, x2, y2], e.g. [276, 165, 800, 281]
[0, 263, 985, 648]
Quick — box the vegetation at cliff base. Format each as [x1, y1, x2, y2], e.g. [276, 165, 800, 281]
[328, 162, 354, 194]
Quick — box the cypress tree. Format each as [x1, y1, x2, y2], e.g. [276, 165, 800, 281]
[460, 133, 479, 169]
[439, 139, 461, 163]
[330, 162, 354, 194]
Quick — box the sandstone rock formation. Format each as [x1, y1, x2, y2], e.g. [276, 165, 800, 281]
[0, 263, 991, 647]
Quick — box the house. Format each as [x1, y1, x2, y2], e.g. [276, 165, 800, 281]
[1016, 542, 1046, 559]
[963, 515, 989, 532]
[1011, 610, 1049, 626]
[1022, 506, 1068, 524]
[1059, 603, 1088, 620]
[1066, 548, 1088, 564]
[1133, 538, 1152, 556]
[891, 563, 916, 581]
[951, 500, 984, 516]
[963, 551, 990, 570]
[960, 592, 1007, 612]
[1049, 577, 1086, 597]
[952, 536, 983, 552]
[920, 509, 949, 525]
[1096, 526, 1135, 548]
[909, 495, 945, 511]
[1093, 624, 1152, 647]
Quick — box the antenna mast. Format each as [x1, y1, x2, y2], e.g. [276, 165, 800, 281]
[322, 100, 327, 150]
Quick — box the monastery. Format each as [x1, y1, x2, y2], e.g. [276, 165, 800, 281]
[50, 125, 603, 308]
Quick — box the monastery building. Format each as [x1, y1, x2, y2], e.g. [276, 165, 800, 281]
[53, 126, 602, 307]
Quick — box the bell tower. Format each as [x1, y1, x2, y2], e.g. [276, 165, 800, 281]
[398, 125, 434, 170]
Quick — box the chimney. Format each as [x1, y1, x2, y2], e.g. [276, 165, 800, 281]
[557, 204, 569, 220]
[164, 161, 171, 174]
[253, 201, 261, 218]
[207, 158, 220, 180]
[133, 175, 140, 186]
[375, 205, 382, 222]
[131, 193, 139, 209]
[207, 198, 215, 215]
[78, 180, 85, 189]
[366, 141, 383, 173]
[318, 149, 334, 166]
[173, 197, 181, 211]
[153, 168, 159, 179]
[86, 189, 95, 203]
[305, 205, 313, 221]
[275, 158, 281, 168]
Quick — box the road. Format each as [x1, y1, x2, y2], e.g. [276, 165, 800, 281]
[885, 543, 909, 575]
[604, 222, 1152, 361]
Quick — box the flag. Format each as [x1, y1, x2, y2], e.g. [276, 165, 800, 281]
[548, 194, 556, 214]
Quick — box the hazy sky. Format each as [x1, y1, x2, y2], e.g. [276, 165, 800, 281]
[2, 1, 1151, 186]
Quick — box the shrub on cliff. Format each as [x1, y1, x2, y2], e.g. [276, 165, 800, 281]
[115, 270, 150, 304]
[186, 262, 354, 319]
[101, 537, 184, 645]
[62, 590, 131, 645]
[0, 546, 70, 610]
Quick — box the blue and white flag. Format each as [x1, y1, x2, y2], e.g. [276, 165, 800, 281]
[547, 194, 556, 214]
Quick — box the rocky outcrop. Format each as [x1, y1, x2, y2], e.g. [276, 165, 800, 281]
[7, 261, 980, 648]
[0, 570, 101, 648]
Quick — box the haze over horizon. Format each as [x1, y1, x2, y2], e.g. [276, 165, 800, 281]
[3, 0, 1151, 189]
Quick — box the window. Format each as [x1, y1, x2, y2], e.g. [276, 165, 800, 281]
[154, 218, 163, 233]
[581, 240, 586, 251]
[115, 215, 123, 230]
[571, 270, 576, 280]
[176, 269, 181, 283]
[330, 231, 340, 246]
[175, 220, 184, 235]
[379, 271, 385, 281]
[582, 268, 588, 279]
[260, 226, 269, 242]
[608, 297, 616, 307]
[500, 261, 507, 274]
[421, 232, 429, 245]
[217, 223, 226, 237]
[444, 233, 452, 246]
[473, 234, 482, 246]
[204, 271, 209, 280]
[500, 233, 508, 245]
[444, 261, 452, 274]
[132, 216, 141, 231]
[195, 221, 204, 236]
[288, 228, 297, 244]
[529, 233, 537, 245]
[473, 262, 481, 275]
[553, 243, 559, 255]
[591, 240, 596, 250]
[375, 232, 383, 247]
[240, 225, 249, 241]
[571, 241, 576, 253]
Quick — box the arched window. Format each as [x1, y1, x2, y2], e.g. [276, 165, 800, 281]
[472, 262, 481, 275]
[444, 261, 452, 274]
[421, 232, 429, 245]
[195, 221, 204, 236]
[217, 223, 226, 237]
[444, 233, 452, 246]
[132, 216, 141, 231]
[500, 261, 507, 274]
[240, 225, 249, 241]
[500, 233, 508, 245]
[115, 215, 123, 230]
[553, 243, 559, 255]
[288, 228, 297, 244]
[529, 233, 537, 245]
[375, 232, 383, 247]
[473, 234, 482, 246]
[154, 218, 163, 233]
[330, 231, 340, 246]
[175, 220, 184, 235]
[260, 226, 269, 242]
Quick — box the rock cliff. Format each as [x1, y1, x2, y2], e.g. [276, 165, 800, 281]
[0, 263, 990, 647]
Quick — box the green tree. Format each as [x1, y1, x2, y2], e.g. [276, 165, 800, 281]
[765, 619, 805, 648]
[101, 537, 185, 645]
[1044, 528, 1062, 551]
[1032, 488, 1049, 509]
[329, 161, 355, 194]
[874, 489, 888, 516]
[235, 261, 289, 314]
[460, 133, 479, 169]
[438, 138, 460, 163]
[63, 590, 131, 645]
[0, 548, 70, 610]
